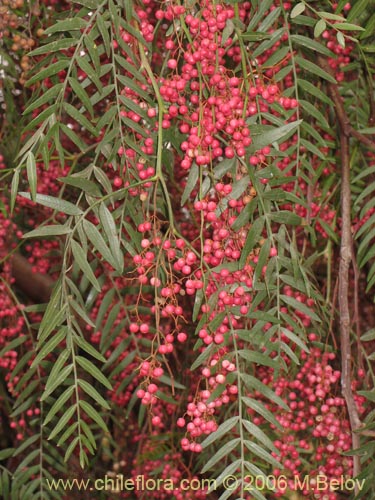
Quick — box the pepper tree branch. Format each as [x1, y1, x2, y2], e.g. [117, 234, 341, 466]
[337, 130, 361, 480]
[9, 252, 89, 337]
[11, 252, 54, 303]
[314, 54, 368, 481]
[317, 55, 375, 150]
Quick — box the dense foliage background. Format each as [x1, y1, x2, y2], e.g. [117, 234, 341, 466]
[1, 0, 375, 498]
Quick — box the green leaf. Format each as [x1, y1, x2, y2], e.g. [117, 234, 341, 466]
[57, 422, 78, 447]
[253, 238, 271, 288]
[97, 13, 111, 57]
[106, 343, 134, 372]
[95, 106, 117, 132]
[0, 448, 14, 461]
[19, 192, 83, 215]
[44, 18, 88, 34]
[264, 45, 290, 67]
[13, 434, 40, 456]
[120, 114, 149, 138]
[68, 77, 94, 117]
[37, 280, 61, 323]
[214, 157, 236, 179]
[38, 303, 66, 343]
[22, 224, 71, 239]
[10, 169, 20, 214]
[71, 240, 101, 292]
[244, 440, 281, 466]
[298, 79, 334, 106]
[99, 203, 123, 272]
[93, 166, 113, 195]
[334, 22, 365, 31]
[158, 374, 186, 390]
[76, 56, 103, 92]
[83, 219, 118, 269]
[290, 34, 335, 56]
[290, 2, 305, 18]
[78, 379, 111, 409]
[280, 294, 321, 322]
[26, 152, 36, 202]
[250, 120, 302, 151]
[181, 162, 199, 206]
[48, 405, 76, 441]
[59, 176, 101, 196]
[208, 460, 242, 491]
[246, 0, 273, 31]
[23, 83, 63, 116]
[76, 355, 112, 390]
[241, 374, 290, 410]
[31, 327, 67, 368]
[73, 0, 98, 7]
[70, 297, 96, 328]
[43, 386, 75, 426]
[14, 449, 40, 473]
[314, 19, 327, 38]
[320, 12, 346, 21]
[240, 31, 271, 41]
[238, 350, 279, 369]
[357, 390, 375, 402]
[201, 416, 239, 448]
[114, 55, 148, 86]
[241, 397, 282, 429]
[60, 123, 89, 152]
[231, 199, 256, 231]
[280, 341, 300, 364]
[79, 400, 109, 432]
[116, 74, 151, 103]
[80, 419, 97, 451]
[299, 99, 330, 128]
[240, 217, 265, 267]
[0, 336, 27, 358]
[271, 211, 301, 225]
[221, 19, 235, 45]
[347, 0, 369, 21]
[201, 438, 240, 473]
[258, 6, 281, 32]
[41, 364, 74, 401]
[26, 59, 70, 87]
[64, 437, 80, 463]
[337, 31, 346, 48]
[74, 334, 106, 363]
[63, 102, 98, 137]
[96, 289, 116, 329]
[23, 107, 56, 134]
[17, 116, 49, 160]
[28, 39, 79, 57]
[192, 288, 204, 322]
[10, 351, 34, 382]
[190, 343, 214, 370]
[296, 55, 337, 83]
[119, 95, 148, 119]
[280, 327, 309, 352]
[361, 329, 375, 342]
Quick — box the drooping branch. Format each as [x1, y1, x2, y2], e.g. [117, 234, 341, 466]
[316, 55, 375, 151]
[9, 252, 90, 336]
[337, 130, 361, 481]
[314, 53, 363, 483]
[10, 252, 54, 303]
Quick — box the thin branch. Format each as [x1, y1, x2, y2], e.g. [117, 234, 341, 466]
[313, 52, 364, 485]
[338, 130, 361, 482]
[316, 55, 375, 151]
[10, 252, 54, 303]
[351, 239, 364, 372]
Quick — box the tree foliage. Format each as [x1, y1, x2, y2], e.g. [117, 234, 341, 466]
[0, 0, 375, 499]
